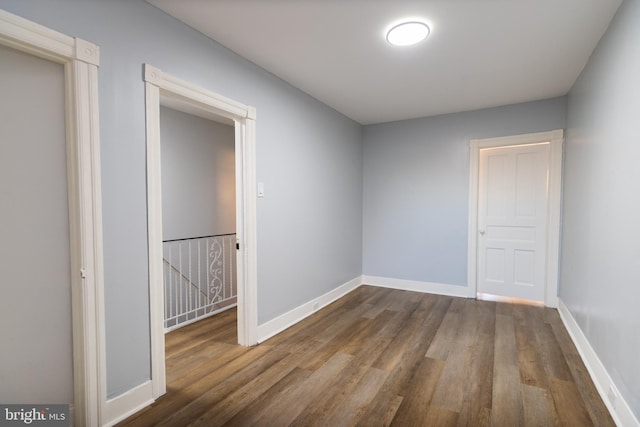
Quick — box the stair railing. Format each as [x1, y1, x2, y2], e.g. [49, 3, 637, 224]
[163, 233, 237, 331]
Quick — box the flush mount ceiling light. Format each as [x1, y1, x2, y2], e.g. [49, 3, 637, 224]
[386, 21, 430, 47]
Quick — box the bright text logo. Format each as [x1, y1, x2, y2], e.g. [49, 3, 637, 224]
[0, 405, 68, 426]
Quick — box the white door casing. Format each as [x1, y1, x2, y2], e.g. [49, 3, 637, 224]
[477, 143, 549, 301]
[468, 130, 563, 307]
[144, 64, 258, 400]
[0, 9, 104, 426]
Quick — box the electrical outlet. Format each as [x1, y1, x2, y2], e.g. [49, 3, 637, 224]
[607, 385, 617, 408]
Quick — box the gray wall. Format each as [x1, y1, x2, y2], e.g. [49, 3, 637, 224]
[0, 0, 363, 399]
[562, 0, 640, 418]
[362, 97, 567, 286]
[160, 107, 235, 240]
[0, 44, 72, 403]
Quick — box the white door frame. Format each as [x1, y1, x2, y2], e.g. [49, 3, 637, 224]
[144, 64, 258, 399]
[468, 129, 563, 307]
[0, 10, 105, 426]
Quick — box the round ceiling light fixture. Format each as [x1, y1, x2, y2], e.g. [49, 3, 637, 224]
[386, 20, 430, 47]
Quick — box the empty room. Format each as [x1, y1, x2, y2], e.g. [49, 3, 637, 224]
[0, 0, 638, 426]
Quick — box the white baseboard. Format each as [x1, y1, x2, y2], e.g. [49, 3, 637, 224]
[102, 380, 154, 427]
[557, 299, 639, 427]
[362, 275, 471, 298]
[257, 276, 362, 343]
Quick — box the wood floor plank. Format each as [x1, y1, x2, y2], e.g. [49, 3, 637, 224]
[165, 308, 237, 353]
[310, 300, 374, 345]
[494, 313, 519, 367]
[166, 344, 249, 392]
[522, 383, 560, 427]
[424, 310, 462, 360]
[340, 309, 398, 356]
[165, 341, 236, 384]
[430, 299, 481, 412]
[120, 345, 270, 427]
[355, 393, 403, 427]
[296, 366, 388, 427]
[455, 300, 495, 427]
[372, 294, 449, 373]
[116, 286, 616, 427]
[238, 309, 400, 425]
[290, 311, 403, 426]
[298, 315, 372, 371]
[491, 364, 524, 427]
[513, 304, 550, 389]
[387, 289, 420, 312]
[184, 339, 321, 427]
[549, 377, 596, 427]
[534, 322, 573, 381]
[339, 367, 392, 426]
[491, 314, 524, 427]
[389, 357, 446, 426]
[253, 352, 354, 426]
[222, 367, 312, 426]
[155, 347, 289, 427]
[361, 287, 395, 319]
[422, 405, 460, 427]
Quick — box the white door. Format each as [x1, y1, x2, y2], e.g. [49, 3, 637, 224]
[477, 143, 550, 301]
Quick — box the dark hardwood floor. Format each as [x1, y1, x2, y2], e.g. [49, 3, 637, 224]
[117, 285, 615, 426]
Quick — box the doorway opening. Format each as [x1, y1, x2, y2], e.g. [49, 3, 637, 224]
[160, 106, 238, 332]
[467, 130, 563, 307]
[144, 64, 258, 400]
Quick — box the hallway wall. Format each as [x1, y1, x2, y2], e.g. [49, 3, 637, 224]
[561, 0, 640, 419]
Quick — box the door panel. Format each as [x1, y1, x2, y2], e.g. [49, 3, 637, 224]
[0, 44, 72, 403]
[477, 143, 549, 301]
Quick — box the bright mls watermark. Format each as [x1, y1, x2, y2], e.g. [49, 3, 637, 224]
[0, 405, 69, 426]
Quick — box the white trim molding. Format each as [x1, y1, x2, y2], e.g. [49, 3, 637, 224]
[102, 381, 154, 427]
[363, 275, 471, 298]
[0, 9, 105, 427]
[257, 277, 362, 343]
[468, 129, 564, 307]
[558, 300, 640, 427]
[144, 64, 258, 403]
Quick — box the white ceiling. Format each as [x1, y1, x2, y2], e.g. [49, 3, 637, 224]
[147, 0, 622, 125]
